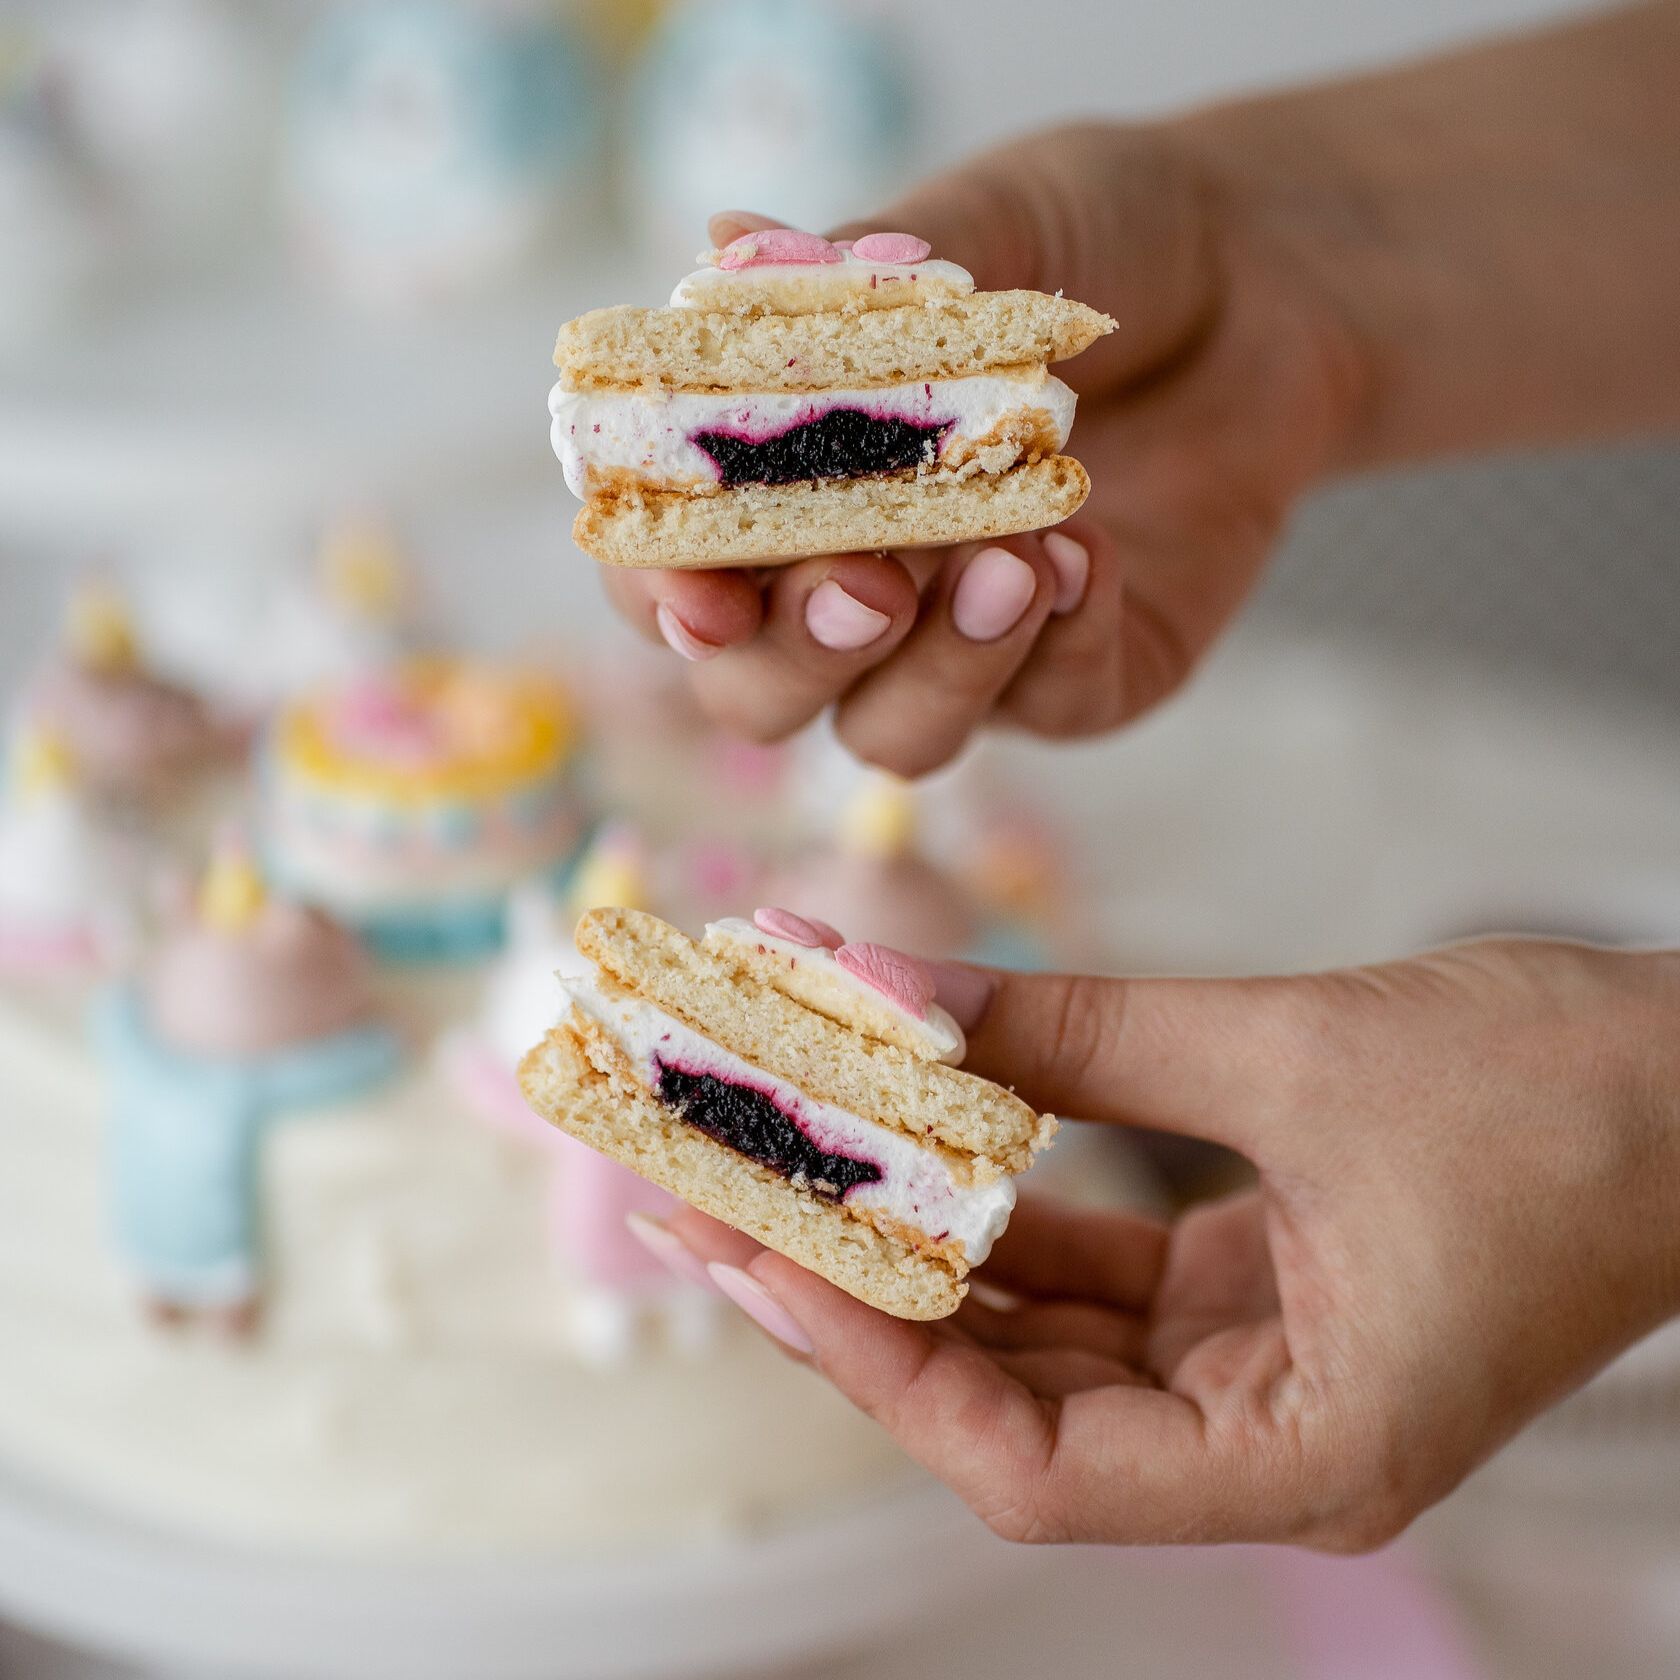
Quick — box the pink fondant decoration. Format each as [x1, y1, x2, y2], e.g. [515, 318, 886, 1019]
[717, 229, 842, 269]
[146, 902, 378, 1059]
[852, 232, 932, 264]
[754, 906, 844, 950]
[835, 941, 934, 1019]
[0, 922, 100, 973]
[331, 678, 443, 767]
[687, 840, 756, 905]
[447, 1033, 679, 1290]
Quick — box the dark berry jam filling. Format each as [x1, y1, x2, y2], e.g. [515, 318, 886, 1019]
[656, 1061, 883, 1199]
[692, 408, 953, 489]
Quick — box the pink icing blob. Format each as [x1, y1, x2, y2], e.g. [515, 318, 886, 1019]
[446, 1034, 679, 1289]
[852, 232, 932, 264]
[146, 902, 380, 1058]
[331, 678, 443, 767]
[0, 921, 100, 974]
[835, 941, 934, 1019]
[717, 229, 842, 269]
[754, 906, 844, 950]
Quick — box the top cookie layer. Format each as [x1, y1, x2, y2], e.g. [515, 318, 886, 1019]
[575, 907, 1054, 1171]
[555, 291, 1116, 395]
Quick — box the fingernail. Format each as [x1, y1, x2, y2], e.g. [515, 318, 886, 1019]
[806, 579, 890, 651]
[951, 547, 1036, 642]
[625, 1212, 717, 1291]
[1042, 532, 1090, 615]
[965, 1277, 1023, 1312]
[656, 601, 722, 663]
[922, 959, 998, 1032]
[708, 1262, 814, 1355]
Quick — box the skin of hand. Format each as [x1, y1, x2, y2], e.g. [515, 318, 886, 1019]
[602, 126, 1362, 776]
[634, 939, 1680, 1548]
[599, 3, 1680, 776]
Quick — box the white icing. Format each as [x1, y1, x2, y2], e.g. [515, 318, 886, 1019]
[0, 968, 910, 1554]
[562, 975, 1013, 1262]
[671, 252, 975, 313]
[704, 917, 964, 1065]
[482, 886, 585, 1069]
[549, 369, 1075, 499]
[0, 786, 128, 939]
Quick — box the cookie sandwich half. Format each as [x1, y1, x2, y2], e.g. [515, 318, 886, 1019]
[519, 906, 1055, 1319]
[550, 229, 1115, 568]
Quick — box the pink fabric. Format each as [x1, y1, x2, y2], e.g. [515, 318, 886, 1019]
[1264, 1546, 1486, 1680]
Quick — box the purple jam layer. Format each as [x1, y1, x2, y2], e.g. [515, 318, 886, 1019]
[655, 1061, 884, 1199]
[692, 408, 953, 489]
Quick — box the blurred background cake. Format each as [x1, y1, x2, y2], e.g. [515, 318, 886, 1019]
[1, 2, 1678, 1678]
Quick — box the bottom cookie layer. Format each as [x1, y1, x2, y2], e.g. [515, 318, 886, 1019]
[573, 456, 1091, 569]
[519, 1023, 967, 1320]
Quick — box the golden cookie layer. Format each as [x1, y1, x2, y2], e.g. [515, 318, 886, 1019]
[572, 457, 1091, 571]
[555, 292, 1115, 394]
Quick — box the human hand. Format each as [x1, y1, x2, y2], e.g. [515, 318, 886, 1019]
[602, 123, 1367, 775]
[637, 938, 1680, 1547]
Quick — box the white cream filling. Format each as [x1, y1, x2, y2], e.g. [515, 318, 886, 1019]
[671, 253, 975, 313]
[561, 975, 1013, 1263]
[549, 370, 1075, 499]
[703, 917, 964, 1065]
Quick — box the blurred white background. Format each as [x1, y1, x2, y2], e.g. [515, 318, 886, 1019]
[1, 3, 1678, 1679]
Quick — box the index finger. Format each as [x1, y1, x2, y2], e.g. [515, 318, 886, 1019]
[942, 965, 1309, 1154]
[599, 562, 764, 656]
[751, 1248, 1306, 1545]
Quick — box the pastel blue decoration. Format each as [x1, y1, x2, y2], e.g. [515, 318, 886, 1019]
[264, 845, 585, 966]
[630, 0, 912, 247]
[97, 987, 402, 1307]
[286, 0, 599, 302]
[965, 924, 1053, 974]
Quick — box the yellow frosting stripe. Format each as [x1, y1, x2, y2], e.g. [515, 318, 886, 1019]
[276, 660, 577, 806]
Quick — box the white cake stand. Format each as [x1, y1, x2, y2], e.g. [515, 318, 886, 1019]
[0, 1462, 1021, 1680]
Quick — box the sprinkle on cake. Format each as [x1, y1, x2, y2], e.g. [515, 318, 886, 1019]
[550, 230, 1115, 568]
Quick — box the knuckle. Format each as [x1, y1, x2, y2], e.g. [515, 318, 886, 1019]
[695, 688, 801, 746]
[1046, 973, 1127, 1077]
[978, 1487, 1064, 1546]
[836, 713, 961, 781]
[1296, 1399, 1426, 1554]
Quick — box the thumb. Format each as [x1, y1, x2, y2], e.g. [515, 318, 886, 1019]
[706, 126, 1217, 398]
[831, 123, 1217, 395]
[938, 962, 1310, 1156]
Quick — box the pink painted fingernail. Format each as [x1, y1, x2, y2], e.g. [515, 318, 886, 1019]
[1042, 531, 1090, 615]
[922, 959, 998, 1032]
[951, 547, 1036, 642]
[806, 579, 890, 651]
[626, 1213, 717, 1291]
[708, 1263, 814, 1355]
[656, 601, 722, 663]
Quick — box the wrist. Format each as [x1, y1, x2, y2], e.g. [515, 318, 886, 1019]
[1609, 949, 1680, 1324]
[1164, 90, 1403, 481]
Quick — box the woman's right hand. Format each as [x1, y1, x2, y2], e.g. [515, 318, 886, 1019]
[649, 937, 1680, 1548]
[600, 121, 1370, 775]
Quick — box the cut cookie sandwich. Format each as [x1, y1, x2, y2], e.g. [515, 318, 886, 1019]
[550, 229, 1115, 568]
[519, 906, 1056, 1319]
